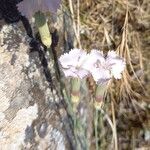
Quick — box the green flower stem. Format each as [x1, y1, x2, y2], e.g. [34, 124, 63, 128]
[73, 113, 81, 149]
[73, 112, 89, 150]
[94, 84, 107, 149]
[58, 79, 81, 148]
[33, 11, 86, 150]
[68, 78, 89, 149]
[94, 109, 99, 150]
[34, 11, 52, 48]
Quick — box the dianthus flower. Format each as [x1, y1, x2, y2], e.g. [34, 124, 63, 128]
[59, 49, 125, 83]
[82, 50, 126, 84]
[59, 48, 89, 79]
[17, 0, 61, 19]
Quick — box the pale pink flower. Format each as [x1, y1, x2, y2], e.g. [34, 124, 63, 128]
[83, 50, 126, 84]
[106, 51, 126, 79]
[17, 0, 61, 19]
[82, 50, 105, 70]
[91, 68, 111, 84]
[59, 48, 89, 79]
[59, 49, 125, 82]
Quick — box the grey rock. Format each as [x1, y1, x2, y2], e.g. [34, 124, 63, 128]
[0, 22, 69, 150]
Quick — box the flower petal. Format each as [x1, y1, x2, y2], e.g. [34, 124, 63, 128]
[91, 68, 111, 84]
[77, 69, 90, 79]
[111, 60, 126, 79]
[59, 48, 89, 79]
[17, 0, 61, 19]
[44, 0, 61, 13]
[106, 52, 126, 79]
[107, 50, 118, 58]
[62, 68, 78, 78]
[82, 49, 105, 71]
[59, 48, 87, 68]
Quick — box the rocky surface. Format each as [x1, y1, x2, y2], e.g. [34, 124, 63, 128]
[0, 23, 69, 150]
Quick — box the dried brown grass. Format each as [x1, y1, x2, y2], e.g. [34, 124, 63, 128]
[62, 0, 150, 149]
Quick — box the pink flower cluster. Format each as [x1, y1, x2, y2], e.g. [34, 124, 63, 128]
[59, 48, 126, 84]
[17, 0, 61, 19]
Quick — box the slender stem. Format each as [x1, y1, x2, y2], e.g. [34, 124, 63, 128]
[73, 111, 81, 150]
[95, 109, 99, 150]
[111, 101, 118, 150]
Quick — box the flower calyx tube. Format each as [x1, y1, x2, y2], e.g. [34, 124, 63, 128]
[34, 11, 51, 48]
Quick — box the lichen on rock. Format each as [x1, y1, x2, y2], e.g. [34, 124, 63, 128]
[0, 23, 68, 149]
[0, 104, 38, 149]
